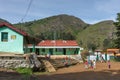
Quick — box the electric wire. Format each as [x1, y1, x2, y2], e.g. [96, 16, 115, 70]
[20, 0, 33, 23]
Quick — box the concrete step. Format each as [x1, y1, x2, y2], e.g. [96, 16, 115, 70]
[42, 60, 56, 72]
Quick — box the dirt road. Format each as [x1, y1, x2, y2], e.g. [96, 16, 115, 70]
[38, 61, 120, 80]
[0, 61, 120, 80]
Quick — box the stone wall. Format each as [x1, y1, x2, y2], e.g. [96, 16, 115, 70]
[0, 54, 41, 69]
[0, 56, 31, 68]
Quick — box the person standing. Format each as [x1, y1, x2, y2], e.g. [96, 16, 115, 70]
[108, 60, 111, 69]
[88, 60, 91, 68]
[84, 60, 88, 69]
[93, 60, 96, 69]
[90, 60, 93, 69]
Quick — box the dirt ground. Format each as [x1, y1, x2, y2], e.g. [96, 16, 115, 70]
[0, 61, 120, 80]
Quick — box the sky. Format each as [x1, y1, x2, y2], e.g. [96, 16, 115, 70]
[0, 0, 120, 24]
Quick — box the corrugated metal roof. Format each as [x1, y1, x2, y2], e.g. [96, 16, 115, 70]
[37, 40, 79, 46]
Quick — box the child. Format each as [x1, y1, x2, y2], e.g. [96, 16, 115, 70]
[93, 60, 96, 69]
[64, 57, 68, 67]
[84, 60, 88, 69]
[90, 60, 93, 69]
[108, 60, 111, 69]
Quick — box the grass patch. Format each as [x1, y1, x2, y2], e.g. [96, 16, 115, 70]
[114, 56, 120, 62]
[14, 67, 34, 80]
[15, 67, 32, 75]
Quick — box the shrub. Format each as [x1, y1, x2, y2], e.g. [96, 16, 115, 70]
[114, 56, 120, 62]
[81, 50, 90, 62]
[16, 67, 32, 75]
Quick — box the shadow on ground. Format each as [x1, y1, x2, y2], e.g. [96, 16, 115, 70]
[38, 70, 120, 80]
[0, 70, 120, 80]
[0, 71, 37, 80]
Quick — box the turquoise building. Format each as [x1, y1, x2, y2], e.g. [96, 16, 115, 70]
[0, 22, 28, 54]
[0, 22, 82, 55]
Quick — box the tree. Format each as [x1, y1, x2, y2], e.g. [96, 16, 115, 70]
[114, 13, 120, 48]
[103, 39, 113, 49]
[87, 43, 97, 52]
[81, 50, 90, 62]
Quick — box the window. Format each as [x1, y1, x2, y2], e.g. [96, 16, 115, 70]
[57, 48, 63, 52]
[11, 35, 16, 40]
[42, 49, 45, 52]
[1, 32, 8, 42]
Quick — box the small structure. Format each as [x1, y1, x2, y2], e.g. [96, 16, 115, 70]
[0, 22, 28, 53]
[107, 48, 120, 59]
[94, 49, 103, 61]
[107, 48, 120, 55]
[87, 49, 110, 61]
[28, 40, 82, 55]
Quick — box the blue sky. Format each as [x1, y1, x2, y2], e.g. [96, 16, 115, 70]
[0, 0, 120, 24]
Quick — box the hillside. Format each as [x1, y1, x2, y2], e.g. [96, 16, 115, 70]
[15, 14, 89, 40]
[77, 20, 115, 50]
[0, 18, 9, 23]
[0, 14, 116, 50]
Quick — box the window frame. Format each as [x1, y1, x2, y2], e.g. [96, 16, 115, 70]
[11, 35, 16, 40]
[1, 32, 8, 42]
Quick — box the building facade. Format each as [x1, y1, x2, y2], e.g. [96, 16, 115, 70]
[0, 22, 27, 53]
[0, 22, 82, 55]
[28, 40, 82, 55]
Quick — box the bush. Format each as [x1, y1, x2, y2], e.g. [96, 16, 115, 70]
[81, 50, 90, 62]
[114, 56, 120, 62]
[16, 67, 32, 75]
[15, 67, 40, 80]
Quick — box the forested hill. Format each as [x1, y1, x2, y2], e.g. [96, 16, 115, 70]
[0, 14, 115, 50]
[77, 20, 115, 50]
[14, 14, 89, 40]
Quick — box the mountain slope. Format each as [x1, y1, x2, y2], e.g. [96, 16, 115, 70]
[0, 14, 116, 50]
[0, 18, 9, 23]
[15, 14, 89, 40]
[77, 20, 115, 50]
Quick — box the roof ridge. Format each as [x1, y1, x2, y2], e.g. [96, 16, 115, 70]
[0, 22, 28, 36]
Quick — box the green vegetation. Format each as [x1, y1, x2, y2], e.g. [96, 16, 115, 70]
[81, 50, 90, 62]
[0, 14, 116, 50]
[77, 20, 115, 50]
[15, 67, 32, 75]
[14, 14, 88, 40]
[114, 56, 120, 61]
[114, 13, 120, 48]
[14, 67, 34, 80]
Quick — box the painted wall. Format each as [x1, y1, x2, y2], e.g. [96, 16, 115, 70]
[38, 48, 79, 55]
[0, 26, 24, 53]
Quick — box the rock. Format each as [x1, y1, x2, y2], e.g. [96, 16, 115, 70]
[0, 54, 42, 70]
